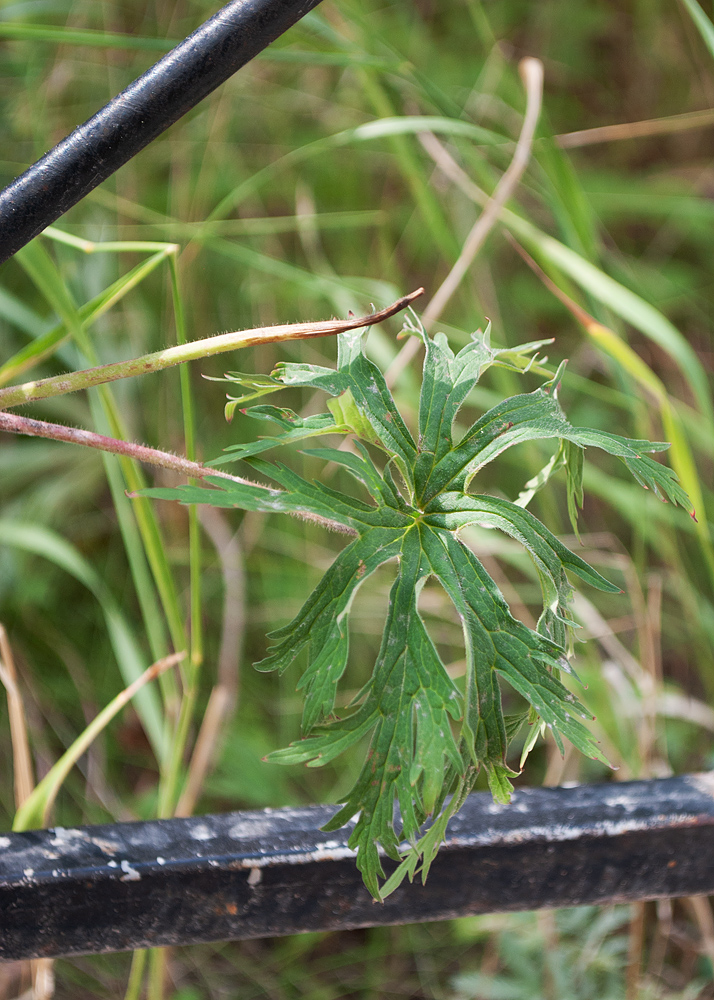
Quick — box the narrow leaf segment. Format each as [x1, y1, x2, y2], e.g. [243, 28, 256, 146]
[140, 313, 692, 898]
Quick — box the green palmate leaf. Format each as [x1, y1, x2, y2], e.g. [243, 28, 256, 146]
[409, 316, 550, 482]
[204, 371, 288, 419]
[515, 437, 587, 540]
[276, 328, 419, 483]
[138, 317, 691, 899]
[424, 492, 620, 649]
[277, 526, 464, 898]
[206, 408, 341, 463]
[258, 526, 406, 731]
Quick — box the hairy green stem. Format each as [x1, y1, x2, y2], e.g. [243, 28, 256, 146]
[0, 290, 423, 410]
[0, 411, 245, 482]
[0, 410, 356, 536]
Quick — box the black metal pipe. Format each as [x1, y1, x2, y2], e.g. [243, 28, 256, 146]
[2, 774, 714, 960]
[0, 0, 325, 266]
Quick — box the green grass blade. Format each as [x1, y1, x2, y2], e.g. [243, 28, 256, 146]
[168, 256, 202, 667]
[15, 238, 188, 671]
[13, 653, 182, 832]
[583, 319, 714, 588]
[501, 210, 714, 426]
[0, 249, 171, 386]
[680, 0, 714, 60]
[207, 117, 501, 225]
[98, 448, 170, 664]
[0, 287, 49, 339]
[43, 227, 178, 255]
[0, 22, 174, 51]
[0, 520, 167, 762]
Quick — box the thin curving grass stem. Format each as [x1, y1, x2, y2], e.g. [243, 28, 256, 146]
[556, 107, 714, 148]
[385, 58, 544, 387]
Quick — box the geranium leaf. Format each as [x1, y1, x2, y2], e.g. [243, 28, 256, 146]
[137, 314, 690, 899]
[207, 409, 341, 464]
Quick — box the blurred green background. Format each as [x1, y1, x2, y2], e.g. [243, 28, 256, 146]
[1, 0, 714, 996]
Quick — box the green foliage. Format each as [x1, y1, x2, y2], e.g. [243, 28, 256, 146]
[451, 906, 708, 1000]
[2, 0, 714, 990]
[141, 316, 691, 898]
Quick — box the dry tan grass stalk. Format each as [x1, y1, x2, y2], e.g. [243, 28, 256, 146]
[0, 627, 55, 1000]
[175, 508, 245, 818]
[385, 57, 544, 387]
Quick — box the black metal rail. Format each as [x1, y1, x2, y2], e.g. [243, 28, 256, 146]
[1, 774, 713, 960]
[0, 0, 325, 265]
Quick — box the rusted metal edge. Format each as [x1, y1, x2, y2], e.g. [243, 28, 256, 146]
[1, 773, 713, 960]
